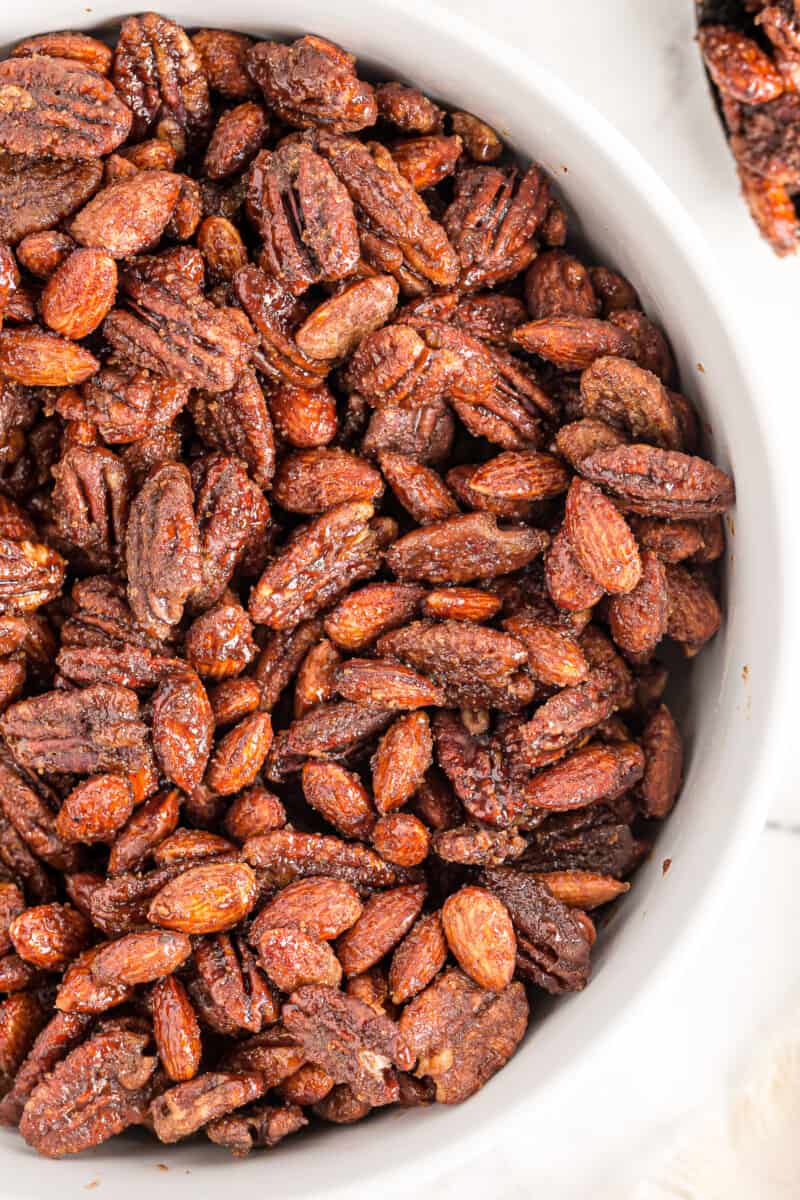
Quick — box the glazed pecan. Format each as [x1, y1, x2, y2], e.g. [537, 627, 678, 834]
[247, 36, 377, 133]
[126, 462, 201, 639]
[113, 13, 212, 150]
[106, 258, 251, 393]
[249, 501, 388, 629]
[1, 684, 147, 774]
[443, 164, 550, 290]
[398, 968, 528, 1102]
[19, 1027, 157, 1156]
[0, 56, 131, 159]
[282, 985, 412, 1105]
[251, 141, 360, 295]
[481, 867, 593, 992]
[0, 155, 102, 245]
[315, 132, 459, 292]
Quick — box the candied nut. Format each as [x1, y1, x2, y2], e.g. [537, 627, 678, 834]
[204, 103, 268, 179]
[69, 365, 188, 445]
[1, 683, 147, 774]
[282, 984, 412, 1105]
[315, 132, 459, 292]
[451, 111, 503, 162]
[387, 512, 548, 584]
[190, 370, 275, 487]
[276, 1061, 333, 1105]
[150, 1071, 266, 1144]
[388, 911, 446, 1004]
[296, 276, 399, 361]
[247, 36, 377, 133]
[699, 24, 784, 104]
[0, 536, 66, 613]
[251, 142, 360, 296]
[502, 611, 589, 688]
[665, 563, 722, 651]
[19, 1027, 157, 1156]
[193, 29, 257, 99]
[197, 216, 247, 281]
[313, 1084, 371, 1125]
[390, 134, 462, 191]
[273, 448, 383, 514]
[148, 862, 258, 933]
[113, 13, 212, 149]
[641, 703, 683, 818]
[10, 903, 90, 969]
[302, 761, 376, 840]
[376, 82, 444, 133]
[481, 867, 593, 992]
[443, 164, 549, 291]
[545, 526, 605, 612]
[564, 478, 642, 594]
[512, 315, 636, 369]
[55, 775, 134, 845]
[523, 740, 645, 811]
[324, 583, 424, 651]
[51, 444, 130, 571]
[210, 678, 262, 727]
[249, 502, 386, 630]
[108, 788, 181, 876]
[151, 974, 202, 1082]
[442, 886, 516, 991]
[377, 620, 535, 711]
[126, 462, 201, 639]
[184, 601, 256, 681]
[193, 933, 277, 1031]
[107, 261, 251, 395]
[40, 249, 117, 340]
[0, 56, 131, 159]
[252, 878, 363, 944]
[71, 172, 182, 258]
[224, 787, 286, 843]
[468, 450, 571, 500]
[372, 711, 433, 814]
[0, 1009, 92, 1124]
[255, 927, 343, 992]
[294, 638, 341, 718]
[267, 381, 338, 448]
[266, 701, 394, 781]
[336, 883, 426, 977]
[0, 327, 98, 387]
[207, 1101, 307, 1154]
[206, 711, 273, 795]
[433, 824, 526, 867]
[524, 249, 599, 320]
[380, 454, 461, 527]
[371, 813, 430, 867]
[335, 657, 446, 709]
[534, 870, 630, 910]
[580, 355, 682, 449]
[422, 588, 501, 623]
[398, 968, 528, 1102]
[607, 549, 668, 655]
[90, 929, 191, 985]
[0, 155, 103, 246]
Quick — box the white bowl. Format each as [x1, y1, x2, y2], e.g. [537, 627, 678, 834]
[0, 1, 789, 1195]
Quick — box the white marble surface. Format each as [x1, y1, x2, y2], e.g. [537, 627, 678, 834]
[380, 2, 800, 1196]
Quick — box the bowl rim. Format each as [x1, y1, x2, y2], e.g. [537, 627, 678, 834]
[0, 0, 791, 1192]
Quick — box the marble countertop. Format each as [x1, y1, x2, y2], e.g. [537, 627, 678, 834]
[382, 2, 800, 1196]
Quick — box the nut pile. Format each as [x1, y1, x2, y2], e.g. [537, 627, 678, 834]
[0, 15, 735, 1160]
[698, 1, 800, 254]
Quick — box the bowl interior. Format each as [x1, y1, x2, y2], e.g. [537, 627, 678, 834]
[0, 1, 784, 1195]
